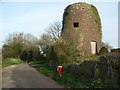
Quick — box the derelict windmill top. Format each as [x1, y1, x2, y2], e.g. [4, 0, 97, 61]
[61, 2, 102, 55]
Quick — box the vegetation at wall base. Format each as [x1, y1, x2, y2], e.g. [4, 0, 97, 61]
[30, 59, 117, 88]
[78, 55, 99, 62]
[37, 65, 54, 76]
[29, 60, 55, 76]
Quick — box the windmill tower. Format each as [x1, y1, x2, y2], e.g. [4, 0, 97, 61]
[61, 2, 102, 55]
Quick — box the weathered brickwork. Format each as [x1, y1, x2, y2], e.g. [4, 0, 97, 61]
[61, 2, 102, 55]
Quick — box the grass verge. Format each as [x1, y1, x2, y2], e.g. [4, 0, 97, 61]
[29, 60, 102, 88]
[53, 71, 102, 88]
[2, 58, 22, 68]
[29, 60, 55, 76]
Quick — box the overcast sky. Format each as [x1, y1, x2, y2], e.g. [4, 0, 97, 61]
[0, 0, 119, 48]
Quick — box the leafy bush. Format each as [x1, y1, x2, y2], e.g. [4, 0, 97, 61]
[90, 78, 102, 88]
[48, 39, 79, 66]
[78, 55, 99, 62]
[2, 33, 38, 60]
[98, 46, 109, 55]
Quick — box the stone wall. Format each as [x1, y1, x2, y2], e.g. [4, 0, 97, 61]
[64, 60, 98, 78]
[94, 54, 119, 87]
[64, 53, 119, 87]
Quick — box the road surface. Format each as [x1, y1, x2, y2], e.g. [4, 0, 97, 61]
[2, 63, 63, 88]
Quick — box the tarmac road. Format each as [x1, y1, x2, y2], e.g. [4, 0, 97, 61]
[2, 63, 63, 88]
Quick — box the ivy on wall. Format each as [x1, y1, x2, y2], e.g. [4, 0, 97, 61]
[91, 5, 102, 38]
[62, 2, 102, 39]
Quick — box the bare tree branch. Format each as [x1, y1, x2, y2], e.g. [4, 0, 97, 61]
[46, 21, 62, 42]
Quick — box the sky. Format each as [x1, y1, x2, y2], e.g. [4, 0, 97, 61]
[0, 0, 119, 48]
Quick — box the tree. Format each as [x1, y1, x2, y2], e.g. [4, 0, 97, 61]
[99, 46, 109, 55]
[2, 32, 38, 60]
[38, 21, 62, 56]
[2, 33, 25, 59]
[46, 38, 80, 66]
[38, 33, 53, 55]
[38, 21, 80, 66]
[45, 21, 62, 42]
[24, 33, 38, 49]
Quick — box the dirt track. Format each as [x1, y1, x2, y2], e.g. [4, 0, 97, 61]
[2, 63, 63, 88]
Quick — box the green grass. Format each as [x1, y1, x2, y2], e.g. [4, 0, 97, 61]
[29, 60, 55, 76]
[37, 66, 54, 76]
[28, 60, 41, 65]
[2, 58, 22, 68]
[53, 71, 102, 88]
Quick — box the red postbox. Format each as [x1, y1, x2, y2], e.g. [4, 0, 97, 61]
[57, 66, 62, 76]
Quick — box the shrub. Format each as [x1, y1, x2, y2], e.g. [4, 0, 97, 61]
[98, 46, 109, 55]
[2, 58, 22, 67]
[48, 39, 79, 66]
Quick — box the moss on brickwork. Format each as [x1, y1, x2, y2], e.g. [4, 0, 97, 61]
[62, 2, 102, 55]
[91, 5, 102, 38]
